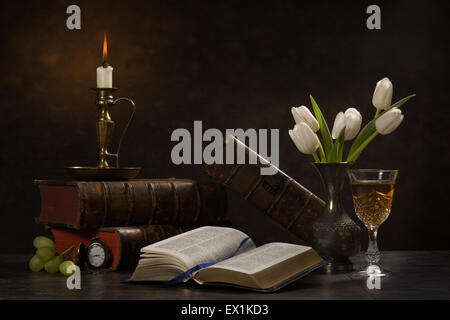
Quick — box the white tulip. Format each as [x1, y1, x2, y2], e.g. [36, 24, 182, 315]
[331, 108, 362, 140]
[375, 107, 404, 135]
[289, 122, 321, 155]
[372, 77, 393, 110]
[291, 106, 320, 132]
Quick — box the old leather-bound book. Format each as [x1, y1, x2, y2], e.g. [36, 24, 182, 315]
[203, 135, 324, 242]
[49, 225, 192, 271]
[35, 179, 227, 230]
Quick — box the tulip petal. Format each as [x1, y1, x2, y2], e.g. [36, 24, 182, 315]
[376, 108, 404, 135]
[291, 106, 320, 132]
[291, 107, 303, 125]
[299, 106, 320, 132]
[331, 108, 362, 141]
[292, 122, 320, 154]
[372, 77, 393, 110]
[344, 111, 362, 140]
[289, 129, 305, 154]
[332, 112, 345, 140]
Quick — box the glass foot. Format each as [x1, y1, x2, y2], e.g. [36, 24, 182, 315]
[350, 264, 391, 278]
[319, 260, 353, 274]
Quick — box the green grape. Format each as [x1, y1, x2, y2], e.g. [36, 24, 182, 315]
[29, 255, 44, 272]
[44, 255, 63, 274]
[33, 236, 55, 249]
[36, 247, 56, 262]
[59, 260, 76, 276]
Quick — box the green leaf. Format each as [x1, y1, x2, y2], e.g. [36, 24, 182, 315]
[310, 95, 333, 159]
[347, 121, 376, 159]
[347, 94, 416, 161]
[384, 94, 416, 113]
[328, 127, 345, 163]
[347, 131, 378, 163]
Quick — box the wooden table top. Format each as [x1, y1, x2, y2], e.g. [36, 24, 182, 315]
[1, 251, 449, 300]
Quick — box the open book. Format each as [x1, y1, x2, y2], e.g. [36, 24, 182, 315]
[129, 226, 325, 292]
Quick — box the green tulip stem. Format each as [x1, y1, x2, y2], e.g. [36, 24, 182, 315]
[374, 108, 381, 119]
[312, 151, 320, 163]
[338, 140, 345, 162]
[318, 144, 326, 162]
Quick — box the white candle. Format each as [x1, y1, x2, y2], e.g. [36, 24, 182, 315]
[97, 65, 113, 88]
[96, 34, 113, 88]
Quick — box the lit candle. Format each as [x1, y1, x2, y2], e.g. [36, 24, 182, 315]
[96, 34, 113, 88]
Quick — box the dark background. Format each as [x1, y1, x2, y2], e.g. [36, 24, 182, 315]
[0, 0, 448, 253]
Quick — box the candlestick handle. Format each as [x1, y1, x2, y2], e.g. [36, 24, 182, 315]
[109, 97, 136, 167]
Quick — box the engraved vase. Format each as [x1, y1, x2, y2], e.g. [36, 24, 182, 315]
[309, 162, 361, 273]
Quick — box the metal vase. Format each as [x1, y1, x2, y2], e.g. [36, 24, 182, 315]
[309, 162, 361, 273]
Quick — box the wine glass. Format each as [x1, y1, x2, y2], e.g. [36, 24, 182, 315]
[348, 169, 398, 277]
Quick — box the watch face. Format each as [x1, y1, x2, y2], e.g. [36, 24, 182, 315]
[87, 243, 106, 268]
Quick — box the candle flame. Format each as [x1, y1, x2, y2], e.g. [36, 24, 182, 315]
[102, 34, 108, 66]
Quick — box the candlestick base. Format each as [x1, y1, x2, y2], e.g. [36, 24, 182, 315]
[65, 166, 141, 181]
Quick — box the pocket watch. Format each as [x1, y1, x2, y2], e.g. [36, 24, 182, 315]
[86, 237, 111, 270]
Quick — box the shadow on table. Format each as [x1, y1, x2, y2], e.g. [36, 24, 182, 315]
[120, 275, 354, 294]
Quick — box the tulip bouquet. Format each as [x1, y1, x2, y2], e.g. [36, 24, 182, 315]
[289, 78, 415, 163]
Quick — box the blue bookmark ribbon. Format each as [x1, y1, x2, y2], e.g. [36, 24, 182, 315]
[163, 237, 252, 285]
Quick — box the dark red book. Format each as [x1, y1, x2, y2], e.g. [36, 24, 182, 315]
[35, 179, 227, 230]
[49, 225, 192, 271]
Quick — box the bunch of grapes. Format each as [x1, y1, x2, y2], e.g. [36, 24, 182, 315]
[29, 236, 76, 276]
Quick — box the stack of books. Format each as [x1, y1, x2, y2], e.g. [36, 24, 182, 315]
[34, 138, 325, 274]
[34, 179, 228, 271]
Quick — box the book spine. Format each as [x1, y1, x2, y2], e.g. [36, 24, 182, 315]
[74, 180, 227, 230]
[114, 225, 191, 270]
[203, 135, 324, 242]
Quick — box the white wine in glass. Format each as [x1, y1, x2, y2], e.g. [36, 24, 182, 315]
[348, 169, 398, 277]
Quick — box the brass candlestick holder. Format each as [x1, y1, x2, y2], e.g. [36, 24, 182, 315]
[66, 87, 141, 181]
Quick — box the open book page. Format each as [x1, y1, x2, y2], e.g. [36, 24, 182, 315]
[207, 242, 310, 274]
[140, 226, 256, 269]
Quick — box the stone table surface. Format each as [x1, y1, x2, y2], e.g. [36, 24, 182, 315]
[0, 251, 449, 300]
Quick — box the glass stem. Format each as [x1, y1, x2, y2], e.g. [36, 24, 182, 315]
[366, 228, 381, 266]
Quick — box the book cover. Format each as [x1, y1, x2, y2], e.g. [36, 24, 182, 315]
[203, 135, 325, 242]
[35, 179, 227, 230]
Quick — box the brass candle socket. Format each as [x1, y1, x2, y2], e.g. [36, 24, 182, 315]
[92, 87, 136, 168]
[66, 87, 141, 181]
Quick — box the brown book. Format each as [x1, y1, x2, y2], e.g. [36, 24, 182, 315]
[49, 225, 193, 271]
[203, 135, 324, 242]
[35, 179, 227, 230]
